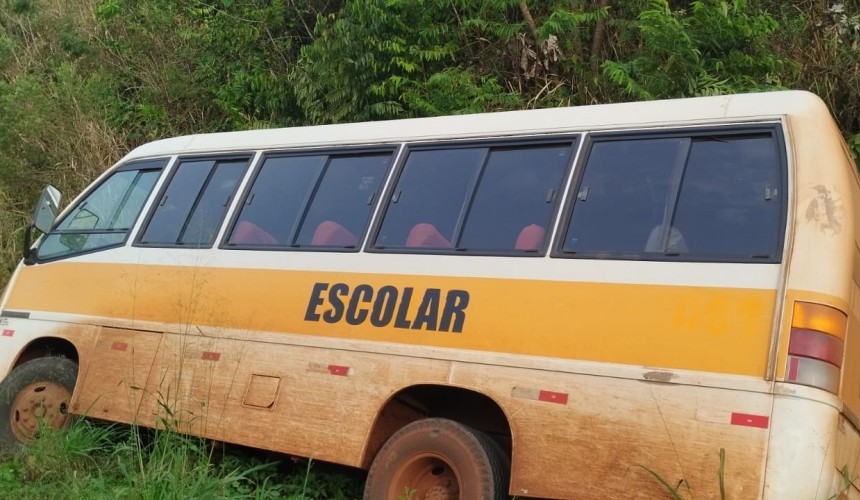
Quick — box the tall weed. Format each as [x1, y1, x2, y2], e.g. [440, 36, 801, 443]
[0, 417, 363, 499]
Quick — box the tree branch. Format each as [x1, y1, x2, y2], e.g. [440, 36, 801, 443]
[519, 0, 539, 42]
[590, 0, 612, 73]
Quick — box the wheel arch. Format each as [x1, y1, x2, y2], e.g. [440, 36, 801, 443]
[13, 337, 80, 369]
[360, 383, 513, 470]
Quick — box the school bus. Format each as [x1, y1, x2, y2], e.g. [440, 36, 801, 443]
[0, 90, 858, 499]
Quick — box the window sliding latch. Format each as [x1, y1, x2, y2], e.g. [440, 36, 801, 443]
[764, 185, 777, 201]
[577, 186, 589, 201]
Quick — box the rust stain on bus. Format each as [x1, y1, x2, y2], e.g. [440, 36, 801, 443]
[806, 185, 843, 235]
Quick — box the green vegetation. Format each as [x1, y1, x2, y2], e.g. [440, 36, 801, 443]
[2, 0, 860, 494]
[0, 417, 363, 498]
[0, 0, 857, 286]
[640, 447, 725, 499]
[643, 449, 858, 500]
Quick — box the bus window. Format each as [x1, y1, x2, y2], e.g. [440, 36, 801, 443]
[375, 148, 484, 249]
[226, 155, 326, 246]
[563, 138, 684, 257]
[225, 151, 393, 249]
[294, 153, 391, 248]
[458, 145, 571, 252]
[36, 160, 166, 260]
[139, 158, 249, 247]
[673, 135, 782, 259]
[374, 141, 574, 253]
[562, 132, 783, 262]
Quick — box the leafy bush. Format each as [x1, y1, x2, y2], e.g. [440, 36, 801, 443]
[603, 0, 793, 99]
[0, 0, 858, 292]
[291, 0, 523, 123]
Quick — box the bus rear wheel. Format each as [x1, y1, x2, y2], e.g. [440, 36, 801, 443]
[0, 357, 77, 448]
[364, 418, 509, 500]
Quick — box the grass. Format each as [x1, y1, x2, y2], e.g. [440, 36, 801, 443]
[0, 418, 364, 499]
[643, 448, 855, 500]
[640, 448, 725, 500]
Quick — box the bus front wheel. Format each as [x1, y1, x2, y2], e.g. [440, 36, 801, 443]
[364, 417, 510, 500]
[0, 357, 77, 448]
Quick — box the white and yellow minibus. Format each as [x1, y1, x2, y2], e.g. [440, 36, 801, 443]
[0, 90, 858, 499]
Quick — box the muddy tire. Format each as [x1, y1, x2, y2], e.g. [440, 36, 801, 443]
[364, 418, 510, 500]
[0, 357, 77, 449]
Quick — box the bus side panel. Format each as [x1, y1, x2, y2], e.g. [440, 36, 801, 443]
[72, 327, 162, 425]
[770, 105, 860, 498]
[838, 151, 860, 432]
[133, 333, 772, 499]
[836, 277, 860, 495]
[833, 414, 860, 499]
[764, 391, 848, 499]
[451, 363, 771, 499]
[6, 262, 779, 377]
[134, 335, 453, 463]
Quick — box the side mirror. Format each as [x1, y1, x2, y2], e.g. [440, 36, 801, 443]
[33, 185, 61, 233]
[23, 185, 62, 264]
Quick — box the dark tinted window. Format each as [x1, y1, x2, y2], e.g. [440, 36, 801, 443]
[375, 149, 484, 248]
[295, 154, 390, 247]
[140, 158, 249, 246]
[37, 161, 166, 260]
[180, 161, 247, 245]
[227, 156, 324, 246]
[459, 146, 570, 251]
[375, 141, 574, 252]
[564, 138, 684, 255]
[672, 136, 781, 258]
[562, 132, 783, 261]
[225, 151, 393, 249]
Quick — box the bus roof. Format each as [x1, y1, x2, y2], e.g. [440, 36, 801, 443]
[123, 90, 829, 161]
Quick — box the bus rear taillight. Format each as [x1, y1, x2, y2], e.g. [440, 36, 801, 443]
[785, 301, 847, 394]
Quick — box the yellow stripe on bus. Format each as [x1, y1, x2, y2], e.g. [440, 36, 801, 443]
[6, 262, 776, 376]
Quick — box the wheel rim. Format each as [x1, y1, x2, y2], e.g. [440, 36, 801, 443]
[389, 452, 462, 500]
[9, 381, 72, 443]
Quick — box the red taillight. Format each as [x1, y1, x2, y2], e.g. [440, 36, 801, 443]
[784, 302, 847, 394]
[788, 329, 843, 367]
